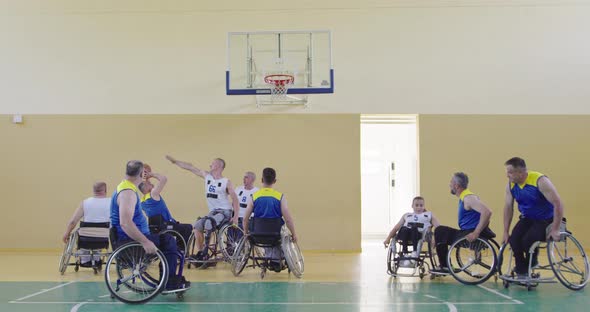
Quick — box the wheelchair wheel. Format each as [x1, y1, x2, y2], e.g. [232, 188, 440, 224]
[186, 232, 196, 268]
[218, 224, 244, 261]
[161, 229, 187, 257]
[105, 243, 168, 304]
[496, 243, 515, 278]
[447, 237, 497, 285]
[231, 237, 251, 276]
[282, 233, 304, 278]
[59, 232, 77, 274]
[202, 230, 218, 263]
[425, 231, 439, 270]
[547, 232, 590, 290]
[386, 238, 399, 276]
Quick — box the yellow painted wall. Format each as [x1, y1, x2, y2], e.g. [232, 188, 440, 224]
[0, 114, 360, 251]
[419, 115, 590, 247]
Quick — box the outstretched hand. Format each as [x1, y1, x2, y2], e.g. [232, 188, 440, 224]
[165, 155, 176, 163]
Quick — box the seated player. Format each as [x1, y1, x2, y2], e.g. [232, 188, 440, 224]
[383, 196, 440, 261]
[139, 166, 193, 244]
[243, 167, 298, 272]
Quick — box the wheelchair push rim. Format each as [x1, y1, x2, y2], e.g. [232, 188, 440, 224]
[219, 224, 245, 261]
[231, 236, 251, 276]
[105, 243, 169, 304]
[447, 237, 497, 285]
[59, 232, 77, 274]
[282, 234, 304, 278]
[548, 232, 590, 290]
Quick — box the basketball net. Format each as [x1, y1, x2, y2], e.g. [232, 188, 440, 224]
[265, 74, 294, 101]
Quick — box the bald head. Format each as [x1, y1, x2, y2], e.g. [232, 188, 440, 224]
[93, 182, 107, 196]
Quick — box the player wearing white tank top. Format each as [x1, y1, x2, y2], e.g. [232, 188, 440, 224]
[234, 171, 259, 224]
[62, 182, 111, 264]
[383, 197, 441, 255]
[166, 155, 240, 259]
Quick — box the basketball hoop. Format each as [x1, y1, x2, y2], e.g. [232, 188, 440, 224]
[264, 74, 294, 101]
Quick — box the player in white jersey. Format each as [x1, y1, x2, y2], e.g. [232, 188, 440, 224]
[62, 182, 111, 265]
[383, 196, 441, 256]
[166, 155, 240, 261]
[234, 171, 259, 229]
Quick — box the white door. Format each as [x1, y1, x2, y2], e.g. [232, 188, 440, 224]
[361, 115, 418, 239]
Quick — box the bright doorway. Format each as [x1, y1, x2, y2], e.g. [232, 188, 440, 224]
[361, 115, 418, 240]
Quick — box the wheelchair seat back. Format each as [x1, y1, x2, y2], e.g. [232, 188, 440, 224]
[481, 227, 496, 239]
[109, 227, 120, 249]
[249, 218, 283, 247]
[148, 215, 174, 233]
[77, 221, 110, 250]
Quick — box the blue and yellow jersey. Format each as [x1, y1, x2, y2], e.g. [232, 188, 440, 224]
[141, 193, 175, 223]
[110, 180, 149, 240]
[252, 188, 283, 219]
[510, 171, 554, 220]
[458, 189, 481, 230]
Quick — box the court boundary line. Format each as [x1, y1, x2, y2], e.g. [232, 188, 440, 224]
[477, 284, 524, 304]
[12, 281, 76, 302]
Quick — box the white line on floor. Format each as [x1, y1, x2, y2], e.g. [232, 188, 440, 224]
[477, 284, 524, 304]
[13, 281, 76, 302]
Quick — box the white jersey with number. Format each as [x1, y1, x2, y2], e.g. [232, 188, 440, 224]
[204, 174, 232, 211]
[235, 186, 259, 218]
[82, 197, 111, 223]
[402, 211, 432, 232]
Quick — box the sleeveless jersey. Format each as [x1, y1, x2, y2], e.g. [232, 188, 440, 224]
[510, 171, 554, 220]
[110, 180, 149, 240]
[204, 174, 232, 211]
[82, 197, 111, 223]
[458, 189, 481, 230]
[252, 188, 283, 219]
[402, 211, 432, 232]
[235, 185, 259, 218]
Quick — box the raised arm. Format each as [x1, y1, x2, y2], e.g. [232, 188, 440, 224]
[149, 172, 168, 200]
[118, 190, 157, 254]
[464, 195, 492, 242]
[63, 202, 84, 243]
[280, 195, 298, 242]
[538, 176, 564, 241]
[166, 155, 208, 178]
[226, 180, 240, 224]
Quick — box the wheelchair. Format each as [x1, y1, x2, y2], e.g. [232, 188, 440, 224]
[231, 218, 304, 279]
[148, 215, 189, 257]
[104, 228, 189, 304]
[429, 228, 501, 285]
[386, 223, 434, 279]
[498, 219, 589, 291]
[186, 213, 244, 268]
[59, 221, 110, 275]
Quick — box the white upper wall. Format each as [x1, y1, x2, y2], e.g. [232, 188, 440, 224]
[1, 0, 589, 114]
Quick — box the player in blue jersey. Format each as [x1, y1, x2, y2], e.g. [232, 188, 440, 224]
[431, 172, 493, 274]
[139, 169, 193, 244]
[111, 160, 189, 290]
[502, 157, 564, 277]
